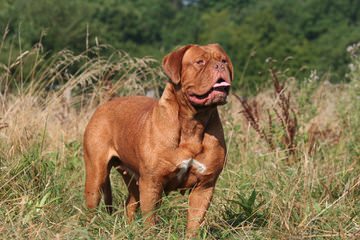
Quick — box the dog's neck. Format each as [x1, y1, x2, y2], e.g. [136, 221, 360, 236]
[160, 83, 217, 155]
[161, 83, 216, 121]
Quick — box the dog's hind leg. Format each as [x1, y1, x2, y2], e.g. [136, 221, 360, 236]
[125, 177, 140, 222]
[84, 150, 113, 214]
[102, 167, 113, 214]
[117, 168, 140, 222]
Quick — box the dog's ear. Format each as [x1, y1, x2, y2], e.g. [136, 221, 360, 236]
[208, 43, 234, 81]
[162, 45, 193, 85]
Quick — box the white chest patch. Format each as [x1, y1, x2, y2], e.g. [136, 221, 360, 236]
[176, 159, 206, 180]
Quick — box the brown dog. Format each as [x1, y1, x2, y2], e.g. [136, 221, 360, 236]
[83, 43, 233, 237]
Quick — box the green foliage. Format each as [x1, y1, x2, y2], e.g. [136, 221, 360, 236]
[224, 189, 268, 227]
[1, 0, 360, 93]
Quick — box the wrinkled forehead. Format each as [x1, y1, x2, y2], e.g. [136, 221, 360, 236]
[182, 44, 226, 63]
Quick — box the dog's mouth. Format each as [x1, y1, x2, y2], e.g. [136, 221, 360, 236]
[188, 78, 231, 106]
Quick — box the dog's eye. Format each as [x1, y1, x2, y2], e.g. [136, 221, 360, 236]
[221, 59, 228, 64]
[195, 59, 205, 66]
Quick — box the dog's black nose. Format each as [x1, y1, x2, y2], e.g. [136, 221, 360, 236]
[214, 62, 225, 71]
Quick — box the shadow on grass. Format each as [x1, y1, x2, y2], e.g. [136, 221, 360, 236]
[207, 189, 268, 238]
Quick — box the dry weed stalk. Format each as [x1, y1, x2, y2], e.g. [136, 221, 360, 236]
[233, 94, 275, 150]
[0, 118, 8, 130]
[235, 68, 298, 162]
[270, 69, 297, 158]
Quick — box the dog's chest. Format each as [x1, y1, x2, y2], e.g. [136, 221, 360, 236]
[176, 158, 206, 181]
[163, 159, 205, 190]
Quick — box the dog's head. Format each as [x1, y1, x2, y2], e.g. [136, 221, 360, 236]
[162, 44, 233, 107]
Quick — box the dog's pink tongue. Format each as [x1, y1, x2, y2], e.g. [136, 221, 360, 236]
[213, 81, 230, 88]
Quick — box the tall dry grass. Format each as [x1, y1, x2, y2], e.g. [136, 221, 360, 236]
[0, 37, 359, 239]
[0, 42, 164, 154]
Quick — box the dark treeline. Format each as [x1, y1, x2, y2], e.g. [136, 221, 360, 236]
[1, 0, 359, 92]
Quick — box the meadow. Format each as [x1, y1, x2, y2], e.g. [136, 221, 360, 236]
[0, 42, 359, 239]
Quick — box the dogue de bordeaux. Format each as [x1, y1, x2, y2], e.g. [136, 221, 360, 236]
[83, 43, 233, 237]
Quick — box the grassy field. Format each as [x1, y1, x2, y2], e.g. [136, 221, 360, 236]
[0, 43, 359, 239]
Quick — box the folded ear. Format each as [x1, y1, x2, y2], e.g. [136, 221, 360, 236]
[162, 45, 193, 85]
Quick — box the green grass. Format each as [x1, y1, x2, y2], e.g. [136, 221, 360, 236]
[0, 44, 360, 239]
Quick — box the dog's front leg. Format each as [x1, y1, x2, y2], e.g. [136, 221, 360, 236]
[186, 185, 214, 238]
[138, 176, 163, 226]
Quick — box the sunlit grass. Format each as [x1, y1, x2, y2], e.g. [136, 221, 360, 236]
[0, 41, 359, 239]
